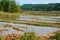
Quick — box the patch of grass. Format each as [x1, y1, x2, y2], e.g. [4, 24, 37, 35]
[0, 36, 3, 40]
[0, 11, 21, 21]
[55, 32, 60, 40]
[18, 32, 36, 40]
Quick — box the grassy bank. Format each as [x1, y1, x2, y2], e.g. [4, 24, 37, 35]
[0, 11, 21, 21]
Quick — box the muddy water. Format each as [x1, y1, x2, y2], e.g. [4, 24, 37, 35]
[0, 22, 60, 36]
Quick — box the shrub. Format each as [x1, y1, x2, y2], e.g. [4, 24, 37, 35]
[19, 32, 36, 40]
[56, 32, 60, 40]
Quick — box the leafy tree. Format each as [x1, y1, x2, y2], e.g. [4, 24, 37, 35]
[8, 0, 16, 12]
[1, 0, 9, 12]
[0, 0, 21, 12]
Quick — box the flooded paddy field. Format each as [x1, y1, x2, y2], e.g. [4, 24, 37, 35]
[0, 11, 60, 39]
[0, 22, 60, 36]
[19, 15, 60, 23]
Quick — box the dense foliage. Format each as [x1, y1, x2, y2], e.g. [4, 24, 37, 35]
[0, 0, 21, 12]
[56, 32, 60, 40]
[21, 3, 60, 11]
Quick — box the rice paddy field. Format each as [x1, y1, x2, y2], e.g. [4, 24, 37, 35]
[0, 11, 60, 40]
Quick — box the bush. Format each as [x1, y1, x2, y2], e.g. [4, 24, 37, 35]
[56, 32, 60, 40]
[0, 0, 21, 13]
[19, 32, 36, 40]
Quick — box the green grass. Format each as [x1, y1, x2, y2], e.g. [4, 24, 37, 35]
[0, 11, 21, 21]
[17, 32, 36, 40]
[55, 32, 60, 40]
[0, 36, 3, 40]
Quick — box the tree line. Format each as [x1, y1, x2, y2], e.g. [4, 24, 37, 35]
[0, 0, 21, 12]
[21, 3, 60, 11]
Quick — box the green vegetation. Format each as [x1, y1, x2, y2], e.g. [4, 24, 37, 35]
[0, 0, 60, 40]
[0, 0, 21, 12]
[0, 36, 3, 40]
[0, 12, 21, 21]
[17, 32, 46, 40]
[56, 32, 60, 40]
[21, 3, 60, 11]
[19, 32, 36, 40]
[48, 38, 56, 40]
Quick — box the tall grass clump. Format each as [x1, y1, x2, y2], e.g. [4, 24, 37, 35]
[19, 32, 36, 40]
[0, 36, 3, 40]
[56, 32, 60, 40]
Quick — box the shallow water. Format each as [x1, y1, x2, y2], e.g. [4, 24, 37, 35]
[18, 15, 60, 23]
[0, 22, 60, 36]
[0, 15, 60, 35]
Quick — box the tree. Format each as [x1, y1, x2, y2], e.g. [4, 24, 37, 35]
[1, 0, 9, 12]
[8, 0, 16, 12]
[0, 0, 21, 12]
[21, 3, 60, 11]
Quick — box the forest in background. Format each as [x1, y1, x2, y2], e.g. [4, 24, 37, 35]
[0, 0, 60, 13]
[21, 3, 60, 11]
